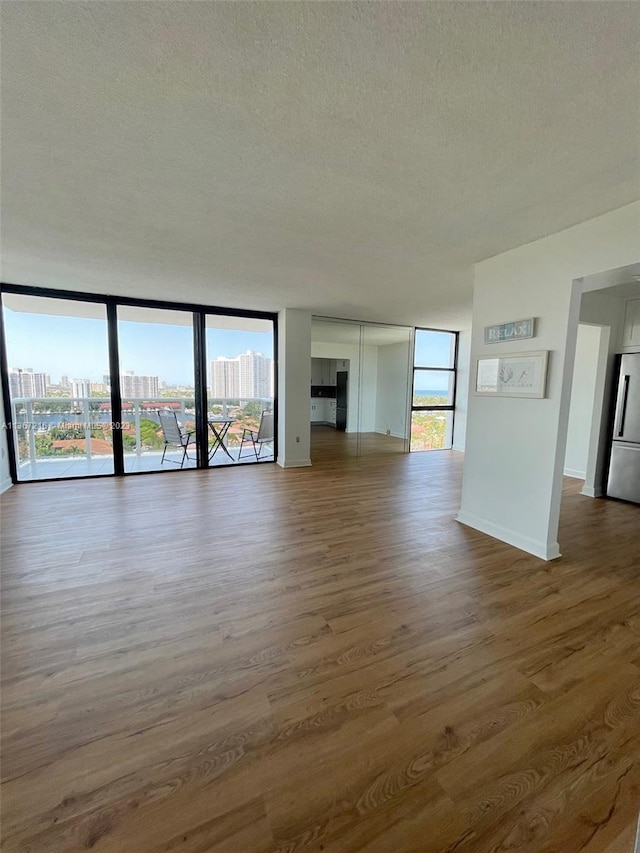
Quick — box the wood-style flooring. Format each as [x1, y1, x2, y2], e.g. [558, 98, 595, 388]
[1, 429, 639, 852]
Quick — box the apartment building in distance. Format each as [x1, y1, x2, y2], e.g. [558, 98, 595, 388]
[103, 371, 160, 399]
[8, 368, 47, 399]
[210, 350, 272, 399]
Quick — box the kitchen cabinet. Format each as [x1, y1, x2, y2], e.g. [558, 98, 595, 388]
[310, 400, 327, 423]
[310, 358, 333, 385]
[310, 399, 337, 425]
[622, 298, 640, 350]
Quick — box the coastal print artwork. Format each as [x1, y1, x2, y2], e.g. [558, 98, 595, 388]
[475, 351, 548, 398]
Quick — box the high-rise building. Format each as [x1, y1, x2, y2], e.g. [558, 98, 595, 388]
[71, 379, 91, 400]
[210, 358, 240, 398]
[238, 350, 271, 398]
[210, 351, 272, 399]
[8, 368, 47, 398]
[119, 371, 159, 399]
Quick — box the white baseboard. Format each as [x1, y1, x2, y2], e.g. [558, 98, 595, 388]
[374, 429, 406, 439]
[452, 444, 465, 453]
[276, 458, 312, 469]
[0, 476, 12, 495]
[581, 484, 603, 498]
[563, 468, 586, 480]
[456, 509, 561, 561]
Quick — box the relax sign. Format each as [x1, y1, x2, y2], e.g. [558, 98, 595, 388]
[484, 318, 535, 344]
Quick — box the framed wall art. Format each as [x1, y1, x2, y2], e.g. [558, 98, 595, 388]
[475, 350, 549, 398]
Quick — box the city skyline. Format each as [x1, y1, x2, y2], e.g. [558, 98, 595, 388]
[3, 308, 274, 386]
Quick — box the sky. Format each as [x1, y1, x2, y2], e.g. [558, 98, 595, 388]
[4, 307, 454, 390]
[3, 309, 274, 386]
[413, 331, 455, 391]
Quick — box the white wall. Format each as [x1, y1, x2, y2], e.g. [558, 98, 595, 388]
[0, 394, 12, 493]
[564, 324, 602, 479]
[453, 329, 471, 452]
[277, 309, 311, 468]
[458, 202, 640, 560]
[375, 341, 411, 438]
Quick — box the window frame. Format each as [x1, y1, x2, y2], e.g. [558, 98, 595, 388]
[0, 282, 278, 484]
[411, 327, 458, 451]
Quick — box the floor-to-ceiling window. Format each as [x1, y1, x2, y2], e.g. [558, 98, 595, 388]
[205, 315, 275, 465]
[0, 285, 277, 482]
[117, 306, 196, 473]
[410, 328, 458, 451]
[1, 293, 115, 481]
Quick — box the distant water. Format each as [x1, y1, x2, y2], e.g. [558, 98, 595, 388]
[414, 389, 447, 397]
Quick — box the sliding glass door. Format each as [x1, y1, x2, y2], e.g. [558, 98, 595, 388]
[0, 285, 277, 483]
[117, 306, 196, 473]
[205, 315, 275, 466]
[2, 293, 114, 481]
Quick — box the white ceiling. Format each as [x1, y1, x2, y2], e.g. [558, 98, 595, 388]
[1, 2, 638, 330]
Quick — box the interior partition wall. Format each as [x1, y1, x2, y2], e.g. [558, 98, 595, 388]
[0, 283, 277, 483]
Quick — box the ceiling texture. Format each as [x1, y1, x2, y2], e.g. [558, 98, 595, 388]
[1, 2, 638, 329]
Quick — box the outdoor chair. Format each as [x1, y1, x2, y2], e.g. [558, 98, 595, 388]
[157, 410, 196, 468]
[238, 410, 274, 461]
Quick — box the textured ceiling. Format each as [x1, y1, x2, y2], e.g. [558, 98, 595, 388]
[1, 2, 638, 329]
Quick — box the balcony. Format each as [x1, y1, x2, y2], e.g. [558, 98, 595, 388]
[9, 396, 274, 481]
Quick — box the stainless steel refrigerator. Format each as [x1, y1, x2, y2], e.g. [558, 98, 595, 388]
[606, 353, 640, 504]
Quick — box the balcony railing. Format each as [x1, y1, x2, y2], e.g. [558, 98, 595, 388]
[9, 396, 273, 477]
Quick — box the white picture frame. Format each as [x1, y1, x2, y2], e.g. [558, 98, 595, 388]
[475, 350, 549, 398]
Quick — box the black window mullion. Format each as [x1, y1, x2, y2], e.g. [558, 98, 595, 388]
[106, 301, 124, 476]
[193, 312, 208, 468]
[0, 295, 18, 482]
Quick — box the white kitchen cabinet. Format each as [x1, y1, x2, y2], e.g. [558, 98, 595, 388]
[327, 399, 337, 425]
[311, 358, 334, 385]
[622, 298, 640, 350]
[310, 400, 327, 422]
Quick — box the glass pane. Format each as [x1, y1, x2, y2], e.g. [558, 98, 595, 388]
[413, 369, 454, 406]
[358, 324, 411, 457]
[414, 330, 455, 368]
[205, 315, 274, 466]
[411, 411, 453, 451]
[2, 293, 114, 480]
[310, 317, 357, 462]
[117, 306, 195, 473]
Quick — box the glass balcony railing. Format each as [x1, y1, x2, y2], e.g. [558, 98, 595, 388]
[9, 396, 274, 480]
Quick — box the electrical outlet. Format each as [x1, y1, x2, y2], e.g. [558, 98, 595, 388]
[386, 428, 391, 436]
[296, 436, 300, 443]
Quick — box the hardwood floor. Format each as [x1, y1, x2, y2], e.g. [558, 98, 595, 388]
[310, 425, 407, 461]
[1, 435, 639, 852]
